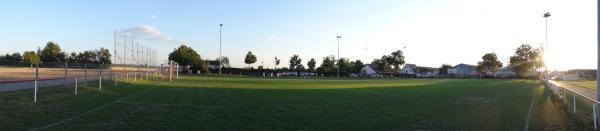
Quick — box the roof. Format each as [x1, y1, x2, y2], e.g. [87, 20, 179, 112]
[453, 63, 476, 68]
[404, 64, 417, 69]
[205, 60, 220, 65]
[365, 64, 383, 72]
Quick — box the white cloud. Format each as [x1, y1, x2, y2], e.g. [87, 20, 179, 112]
[120, 25, 186, 44]
[149, 15, 158, 20]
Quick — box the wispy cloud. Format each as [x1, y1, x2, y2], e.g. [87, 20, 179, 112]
[149, 15, 158, 20]
[119, 25, 185, 44]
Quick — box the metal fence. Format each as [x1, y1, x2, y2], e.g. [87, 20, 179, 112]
[543, 79, 599, 130]
[0, 60, 168, 103]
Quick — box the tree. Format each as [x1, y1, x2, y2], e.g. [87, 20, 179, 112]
[388, 50, 405, 71]
[509, 44, 544, 77]
[289, 54, 302, 70]
[244, 51, 257, 68]
[336, 57, 352, 75]
[317, 55, 336, 75]
[438, 64, 452, 76]
[82, 50, 97, 63]
[216, 56, 230, 68]
[307, 58, 316, 71]
[274, 57, 281, 70]
[23, 51, 40, 67]
[68, 52, 77, 63]
[350, 60, 364, 74]
[168, 45, 206, 72]
[476, 53, 503, 74]
[11, 52, 22, 61]
[40, 42, 64, 62]
[1, 53, 22, 61]
[98, 47, 112, 64]
[295, 64, 305, 70]
[372, 55, 392, 72]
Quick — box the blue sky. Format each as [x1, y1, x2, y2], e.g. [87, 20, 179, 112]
[0, 0, 596, 70]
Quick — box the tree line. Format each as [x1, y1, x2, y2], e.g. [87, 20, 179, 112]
[168, 43, 544, 78]
[0, 42, 112, 65]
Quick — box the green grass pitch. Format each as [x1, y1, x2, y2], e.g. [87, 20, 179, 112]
[0, 76, 575, 130]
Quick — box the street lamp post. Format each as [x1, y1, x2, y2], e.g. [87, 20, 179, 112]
[337, 35, 342, 78]
[219, 24, 223, 76]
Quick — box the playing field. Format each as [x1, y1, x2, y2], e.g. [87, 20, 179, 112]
[0, 76, 576, 130]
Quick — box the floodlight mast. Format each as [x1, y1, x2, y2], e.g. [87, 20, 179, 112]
[219, 24, 223, 76]
[337, 35, 342, 78]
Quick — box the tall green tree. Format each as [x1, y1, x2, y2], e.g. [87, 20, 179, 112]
[168, 45, 205, 72]
[372, 55, 392, 72]
[509, 44, 544, 77]
[336, 57, 352, 75]
[98, 47, 112, 64]
[438, 64, 452, 76]
[216, 56, 230, 68]
[317, 55, 336, 74]
[289, 54, 302, 70]
[307, 58, 316, 71]
[40, 42, 64, 62]
[244, 51, 257, 68]
[350, 60, 364, 73]
[388, 50, 405, 71]
[23, 51, 40, 67]
[476, 53, 503, 74]
[274, 57, 281, 70]
[67, 52, 77, 63]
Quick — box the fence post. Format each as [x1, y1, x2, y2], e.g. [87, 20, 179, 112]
[126, 73, 129, 82]
[594, 103, 597, 130]
[64, 62, 68, 88]
[84, 64, 88, 87]
[114, 73, 117, 87]
[563, 89, 566, 101]
[34, 61, 39, 103]
[169, 60, 172, 82]
[75, 77, 78, 95]
[99, 74, 102, 90]
[573, 94, 576, 113]
[134, 72, 137, 81]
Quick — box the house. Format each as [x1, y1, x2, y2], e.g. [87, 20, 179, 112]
[361, 64, 383, 77]
[494, 67, 516, 78]
[205, 60, 231, 70]
[448, 63, 478, 78]
[416, 66, 439, 78]
[400, 64, 417, 75]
